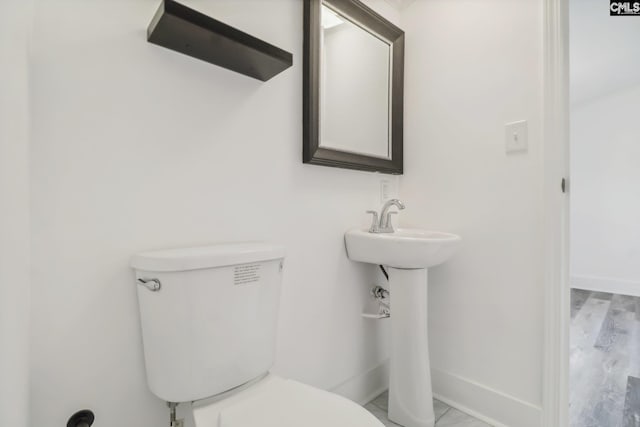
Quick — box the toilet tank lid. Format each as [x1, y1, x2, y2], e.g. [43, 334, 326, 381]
[130, 242, 285, 272]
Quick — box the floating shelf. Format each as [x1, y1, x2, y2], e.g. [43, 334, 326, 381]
[147, 0, 293, 82]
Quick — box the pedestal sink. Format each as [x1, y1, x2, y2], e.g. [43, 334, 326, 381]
[345, 228, 461, 427]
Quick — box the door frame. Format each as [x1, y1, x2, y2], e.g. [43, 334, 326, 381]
[541, 0, 570, 425]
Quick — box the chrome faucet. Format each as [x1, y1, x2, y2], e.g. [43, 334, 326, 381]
[366, 199, 405, 233]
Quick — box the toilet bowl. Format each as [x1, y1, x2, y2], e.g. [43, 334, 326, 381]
[131, 243, 384, 427]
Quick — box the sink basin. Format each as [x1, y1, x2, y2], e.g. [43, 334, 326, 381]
[345, 228, 461, 269]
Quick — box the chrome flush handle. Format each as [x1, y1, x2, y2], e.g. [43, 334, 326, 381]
[137, 277, 161, 292]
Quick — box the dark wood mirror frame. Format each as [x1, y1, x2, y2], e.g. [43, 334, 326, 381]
[303, 0, 405, 174]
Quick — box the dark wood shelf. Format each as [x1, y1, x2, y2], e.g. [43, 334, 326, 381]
[147, 0, 293, 82]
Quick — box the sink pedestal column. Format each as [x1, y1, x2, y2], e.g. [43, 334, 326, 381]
[387, 267, 435, 427]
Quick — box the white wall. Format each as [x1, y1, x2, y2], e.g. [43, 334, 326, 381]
[29, 1, 399, 425]
[569, 0, 640, 297]
[570, 84, 640, 296]
[399, 1, 544, 425]
[26, 0, 549, 425]
[569, 0, 640, 106]
[0, 1, 31, 426]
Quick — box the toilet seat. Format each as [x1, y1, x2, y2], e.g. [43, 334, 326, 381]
[192, 374, 384, 427]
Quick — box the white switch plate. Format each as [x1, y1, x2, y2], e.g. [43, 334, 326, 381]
[505, 120, 528, 153]
[380, 179, 392, 203]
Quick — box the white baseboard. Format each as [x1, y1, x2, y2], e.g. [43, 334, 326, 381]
[431, 368, 542, 427]
[330, 362, 542, 427]
[571, 275, 640, 297]
[331, 360, 390, 406]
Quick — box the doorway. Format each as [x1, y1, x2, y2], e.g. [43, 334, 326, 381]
[568, 0, 640, 425]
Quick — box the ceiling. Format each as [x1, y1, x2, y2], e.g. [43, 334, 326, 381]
[382, 0, 416, 10]
[570, 0, 640, 106]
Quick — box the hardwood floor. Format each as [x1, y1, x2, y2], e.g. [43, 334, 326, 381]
[570, 289, 640, 427]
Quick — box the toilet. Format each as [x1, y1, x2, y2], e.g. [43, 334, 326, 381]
[131, 242, 384, 427]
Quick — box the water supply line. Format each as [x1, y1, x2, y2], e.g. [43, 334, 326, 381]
[168, 402, 184, 427]
[379, 265, 389, 280]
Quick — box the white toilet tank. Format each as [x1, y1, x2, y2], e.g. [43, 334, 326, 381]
[131, 242, 285, 403]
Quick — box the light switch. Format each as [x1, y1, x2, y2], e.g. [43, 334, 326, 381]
[380, 179, 392, 203]
[505, 120, 528, 154]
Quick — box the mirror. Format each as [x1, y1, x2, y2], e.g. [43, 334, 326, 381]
[303, 0, 404, 174]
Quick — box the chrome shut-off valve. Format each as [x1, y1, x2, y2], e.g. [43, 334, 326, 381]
[362, 285, 390, 319]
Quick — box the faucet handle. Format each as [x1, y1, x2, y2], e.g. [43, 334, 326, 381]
[366, 210, 380, 233]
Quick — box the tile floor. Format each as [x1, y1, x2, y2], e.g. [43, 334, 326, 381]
[570, 289, 640, 427]
[363, 391, 491, 427]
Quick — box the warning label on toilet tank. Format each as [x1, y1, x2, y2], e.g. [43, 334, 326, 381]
[233, 264, 261, 285]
